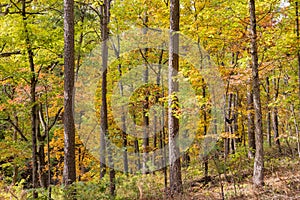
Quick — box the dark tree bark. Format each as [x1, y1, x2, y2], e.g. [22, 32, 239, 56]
[63, 0, 76, 186]
[21, 0, 38, 197]
[272, 77, 281, 153]
[36, 119, 47, 188]
[99, 0, 108, 178]
[202, 78, 209, 181]
[133, 116, 141, 171]
[266, 77, 272, 147]
[249, 0, 264, 187]
[142, 21, 149, 174]
[168, 0, 182, 195]
[100, 0, 115, 196]
[224, 93, 233, 156]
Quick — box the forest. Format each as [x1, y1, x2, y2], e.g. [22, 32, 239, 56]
[0, 0, 300, 199]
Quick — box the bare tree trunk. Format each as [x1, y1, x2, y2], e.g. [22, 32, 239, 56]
[168, 0, 182, 195]
[249, 0, 264, 187]
[63, 0, 76, 187]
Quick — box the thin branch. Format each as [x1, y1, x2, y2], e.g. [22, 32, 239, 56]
[0, 43, 6, 52]
[6, 11, 45, 15]
[2, 117, 28, 141]
[0, 50, 21, 57]
[49, 107, 63, 130]
[139, 48, 158, 75]
[9, 0, 21, 12]
[0, 76, 12, 82]
[39, 104, 46, 131]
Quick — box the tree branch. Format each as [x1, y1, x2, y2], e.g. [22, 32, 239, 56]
[0, 50, 21, 57]
[49, 107, 63, 130]
[2, 117, 28, 141]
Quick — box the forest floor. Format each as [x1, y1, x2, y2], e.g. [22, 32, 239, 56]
[184, 155, 300, 200]
[1, 147, 300, 200]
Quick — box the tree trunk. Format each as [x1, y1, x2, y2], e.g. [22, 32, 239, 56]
[111, 26, 129, 174]
[272, 77, 281, 153]
[99, 0, 108, 178]
[168, 0, 182, 195]
[141, 14, 150, 174]
[296, 2, 300, 101]
[37, 121, 47, 188]
[266, 77, 272, 147]
[12, 114, 19, 186]
[247, 88, 255, 158]
[100, 0, 115, 196]
[233, 93, 239, 144]
[63, 0, 76, 186]
[249, 0, 264, 187]
[119, 65, 129, 174]
[202, 78, 209, 182]
[142, 30, 149, 175]
[21, 0, 38, 197]
[291, 104, 300, 157]
[224, 94, 231, 157]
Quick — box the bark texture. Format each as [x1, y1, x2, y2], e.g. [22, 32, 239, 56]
[100, 0, 115, 196]
[63, 0, 76, 186]
[168, 0, 182, 195]
[249, 0, 264, 187]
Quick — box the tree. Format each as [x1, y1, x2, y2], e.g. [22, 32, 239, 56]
[296, 1, 300, 101]
[249, 0, 264, 187]
[20, 0, 39, 197]
[168, 0, 183, 195]
[100, 0, 116, 196]
[63, 0, 76, 186]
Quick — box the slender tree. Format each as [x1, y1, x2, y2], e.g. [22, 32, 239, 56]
[21, 0, 38, 197]
[266, 77, 272, 147]
[63, 0, 76, 186]
[296, 1, 300, 101]
[142, 17, 150, 174]
[100, 0, 115, 195]
[272, 77, 281, 152]
[99, 0, 108, 179]
[249, 0, 264, 187]
[168, 0, 182, 195]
